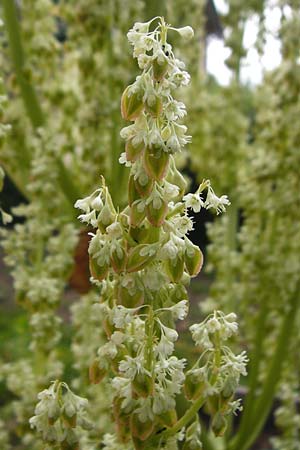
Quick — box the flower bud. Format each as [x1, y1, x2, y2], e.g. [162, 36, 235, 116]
[132, 436, 146, 450]
[175, 26, 194, 41]
[121, 85, 144, 121]
[143, 147, 169, 181]
[183, 439, 203, 450]
[130, 414, 154, 441]
[184, 241, 203, 277]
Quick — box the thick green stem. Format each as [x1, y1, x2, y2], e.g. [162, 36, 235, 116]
[232, 284, 300, 450]
[163, 397, 205, 439]
[242, 288, 299, 450]
[229, 294, 269, 450]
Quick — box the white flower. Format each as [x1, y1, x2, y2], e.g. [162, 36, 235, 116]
[183, 192, 204, 213]
[174, 26, 194, 41]
[205, 187, 230, 214]
[168, 300, 189, 320]
[119, 152, 131, 167]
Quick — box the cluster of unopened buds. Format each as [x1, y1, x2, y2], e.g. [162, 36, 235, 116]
[31, 17, 244, 450]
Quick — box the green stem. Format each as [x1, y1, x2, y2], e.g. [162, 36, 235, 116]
[233, 284, 300, 450]
[163, 396, 205, 439]
[229, 294, 269, 450]
[2, 0, 80, 214]
[2, 0, 44, 128]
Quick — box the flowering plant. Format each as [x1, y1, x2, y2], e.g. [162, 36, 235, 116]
[30, 17, 246, 450]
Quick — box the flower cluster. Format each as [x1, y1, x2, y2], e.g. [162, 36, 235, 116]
[187, 311, 247, 435]
[29, 381, 92, 448]
[72, 17, 241, 450]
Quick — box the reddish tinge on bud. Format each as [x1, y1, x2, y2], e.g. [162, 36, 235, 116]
[89, 358, 107, 384]
[130, 414, 154, 441]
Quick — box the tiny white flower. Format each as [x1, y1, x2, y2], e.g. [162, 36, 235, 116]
[205, 187, 230, 214]
[183, 192, 204, 213]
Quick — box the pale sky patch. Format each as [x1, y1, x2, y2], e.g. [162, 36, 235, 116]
[207, 0, 283, 85]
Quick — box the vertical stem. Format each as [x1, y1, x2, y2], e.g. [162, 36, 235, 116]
[234, 284, 300, 450]
[2, 0, 44, 128]
[2, 0, 81, 212]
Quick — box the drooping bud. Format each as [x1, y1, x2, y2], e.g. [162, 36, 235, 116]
[130, 200, 146, 227]
[110, 244, 127, 274]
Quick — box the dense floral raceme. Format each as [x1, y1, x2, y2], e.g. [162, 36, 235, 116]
[29, 18, 246, 450]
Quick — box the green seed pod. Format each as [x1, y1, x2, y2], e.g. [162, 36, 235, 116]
[126, 138, 145, 162]
[211, 412, 227, 437]
[146, 198, 168, 227]
[184, 240, 204, 277]
[89, 257, 109, 281]
[132, 435, 147, 450]
[121, 85, 144, 121]
[130, 200, 146, 227]
[145, 95, 163, 117]
[128, 175, 141, 206]
[153, 56, 169, 81]
[117, 283, 144, 308]
[110, 244, 127, 274]
[165, 256, 185, 283]
[143, 146, 169, 181]
[130, 414, 154, 441]
[126, 244, 158, 272]
[132, 372, 154, 398]
[134, 174, 154, 198]
[156, 409, 177, 428]
[184, 371, 205, 400]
